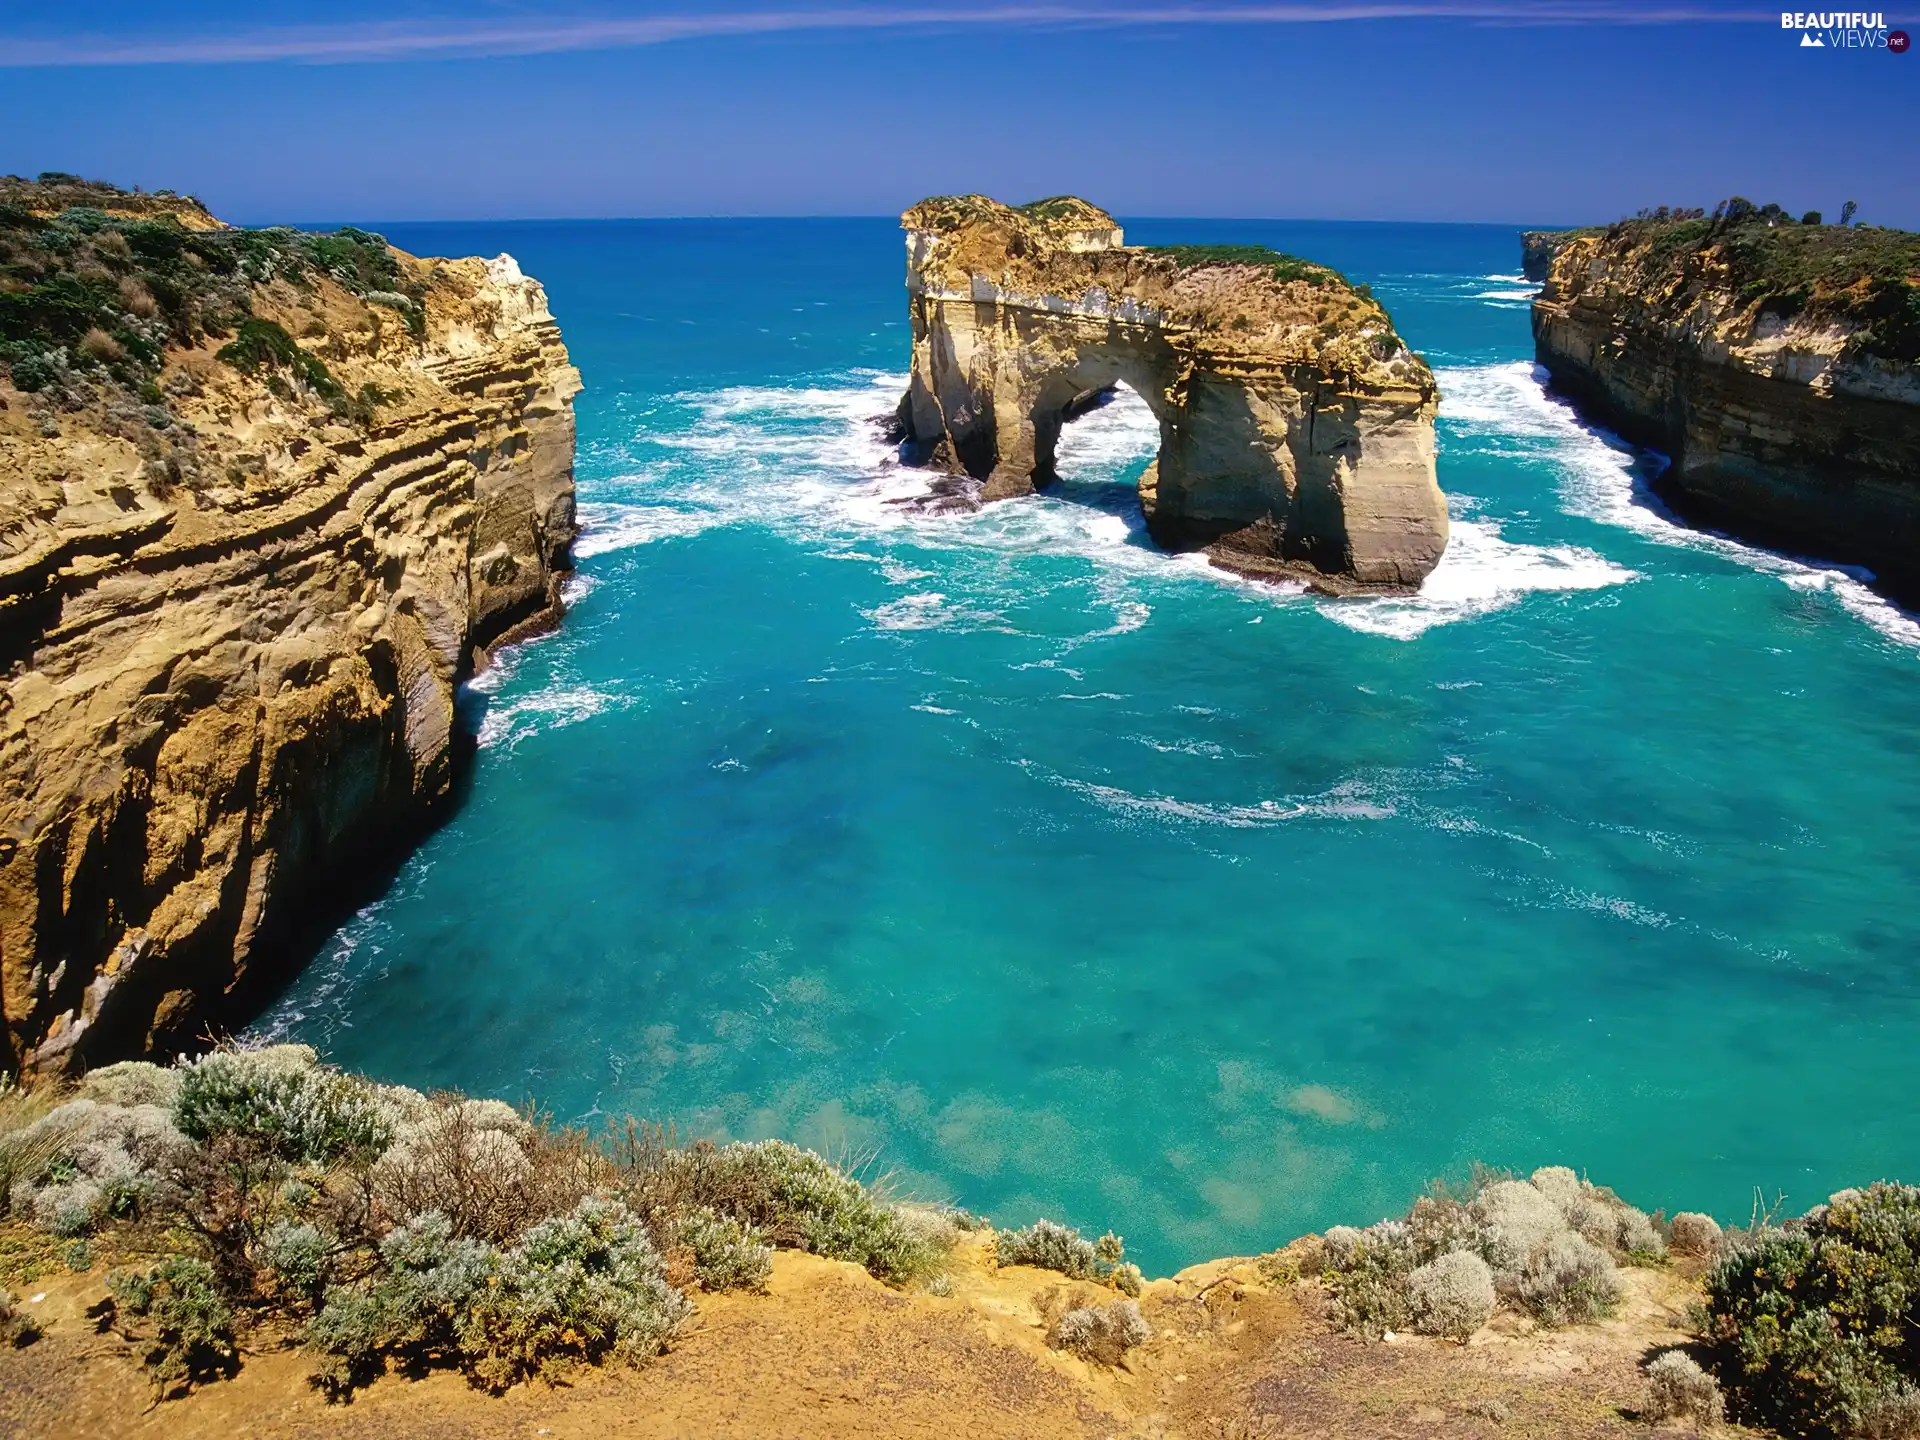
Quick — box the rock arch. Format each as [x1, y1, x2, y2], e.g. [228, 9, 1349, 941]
[895, 196, 1448, 594]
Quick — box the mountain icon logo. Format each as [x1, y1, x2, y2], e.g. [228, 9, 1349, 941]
[1800, 31, 1825, 45]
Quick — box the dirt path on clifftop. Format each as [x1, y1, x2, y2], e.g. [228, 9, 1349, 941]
[0, 1241, 1734, 1440]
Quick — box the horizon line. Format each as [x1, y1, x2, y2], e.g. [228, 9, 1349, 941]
[0, 3, 1775, 68]
[233, 210, 1597, 232]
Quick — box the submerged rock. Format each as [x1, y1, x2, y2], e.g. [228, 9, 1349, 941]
[893, 195, 1447, 595]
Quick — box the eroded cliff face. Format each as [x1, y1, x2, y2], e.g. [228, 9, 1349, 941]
[0, 192, 579, 1073]
[1530, 221, 1920, 596]
[896, 197, 1446, 594]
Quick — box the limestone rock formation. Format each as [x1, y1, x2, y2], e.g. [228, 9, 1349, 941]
[1529, 217, 1920, 597]
[0, 183, 580, 1073]
[895, 196, 1446, 594]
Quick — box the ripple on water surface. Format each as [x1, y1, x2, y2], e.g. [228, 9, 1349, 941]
[261, 224, 1920, 1274]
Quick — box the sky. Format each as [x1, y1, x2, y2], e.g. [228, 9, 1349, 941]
[0, 1, 1915, 226]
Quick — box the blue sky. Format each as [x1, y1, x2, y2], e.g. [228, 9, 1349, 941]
[1, 2, 1914, 225]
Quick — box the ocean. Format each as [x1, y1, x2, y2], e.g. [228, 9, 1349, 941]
[257, 216, 1920, 1274]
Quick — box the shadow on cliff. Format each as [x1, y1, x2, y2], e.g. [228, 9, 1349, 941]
[1535, 363, 1920, 615]
[196, 722, 485, 1059]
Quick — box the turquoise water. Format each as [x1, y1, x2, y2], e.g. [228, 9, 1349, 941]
[261, 218, 1920, 1274]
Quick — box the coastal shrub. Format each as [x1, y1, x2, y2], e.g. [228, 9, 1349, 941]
[672, 1206, 772, 1292]
[258, 1220, 330, 1307]
[1644, 1350, 1724, 1426]
[1857, 1392, 1920, 1438]
[6, 1096, 190, 1235]
[108, 1256, 238, 1392]
[1052, 1299, 1149, 1365]
[214, 318, 342, 400]
[458, 1196, 690, 1391]
[0, 1288, 41, 1347]
[1324, 1220, 1419, 1336]
[78, 1061, 181, 1110]
[1322, 1165, 1638, 1338]
[1142, 243, 1344, 288]
[1473, 1179, 1569, 1284]
[306, 1210, 494, 1396]
[1514, 1233, 1618, 1325]
[173, 1046, 392, 1165]
[1669, 1211, 1723, 1258]
[997, 1219, 1103, 1280]
[1407, 1250, 1496, 1341]
[651, 1138, 940, 1286]
[370, 1097, 539, 1242]
[8, 1053, 976, 1399]
[1705, 1183, 1920, 1436]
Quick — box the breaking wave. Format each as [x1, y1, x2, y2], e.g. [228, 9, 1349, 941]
[1437, 361, 1920, 650]
[574, 369, 1632, 644]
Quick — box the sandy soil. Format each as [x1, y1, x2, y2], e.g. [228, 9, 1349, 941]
[0, 1238, 1741, 1440]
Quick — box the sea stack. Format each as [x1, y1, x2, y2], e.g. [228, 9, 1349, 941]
[0, 179, 580, 1073]
[1528, 211, 1920, 597]
[895, 196, 1447, 595]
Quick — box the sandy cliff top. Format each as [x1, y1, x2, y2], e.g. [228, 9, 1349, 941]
[1528, 210, 1920, 393]
[903, 194, 1432, 397]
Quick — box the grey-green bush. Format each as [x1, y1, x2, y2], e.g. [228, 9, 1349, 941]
[1407, 1250, 1496, 1341]
[680, 1140, 938, 1286]
[997, 1219, 1103, 1279]
[108, 1256, 237, 1392]
[1052, 1299, 1149, 1365]
[306, 1209, 496, 1396]
[8, 1098, 189, 1236]
[1857, 1391, 1920, 1439]
[459, 1196, 690, 1391]
[1515, 1232, 1618, 1325]
[674, 1206, 773, 1292]
[173, 1046, 393, 1164]
[1324, 1220, 1418, 1336]
[259, 1221, 330, 1305]
[1644, 1349, 1724, 1425]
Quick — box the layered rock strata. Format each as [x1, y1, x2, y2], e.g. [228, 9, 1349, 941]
[0, 192, 579, 1073]
[1529, 219, 1920, 596]
[896, 196, 1447, 593]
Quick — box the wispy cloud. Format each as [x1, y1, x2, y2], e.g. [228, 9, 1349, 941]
[0, 3, 1770, 68]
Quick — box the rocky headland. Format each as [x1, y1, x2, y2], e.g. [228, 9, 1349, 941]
[1527, 209, 1920, 596]
[895, 196, 1448, 594]
[0, 178, 580, 1075]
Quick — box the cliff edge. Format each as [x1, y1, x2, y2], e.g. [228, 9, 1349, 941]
[896, 196, 1447, 594]
[0, 179, 581, 1073]
[1528, 211, 1920, 596]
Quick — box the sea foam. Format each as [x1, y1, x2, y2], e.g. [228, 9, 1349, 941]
[1438, 361, 1920, 650]
[580, 371, 1628, 645]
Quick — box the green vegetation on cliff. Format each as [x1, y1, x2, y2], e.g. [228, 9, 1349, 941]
[11, 1049, 1920, 1433]
[0, 174, 425, 420]
[0, 1049, 969, 1399]
[1140, 243, 1346, 288]
[1534, 203, 1920, 363]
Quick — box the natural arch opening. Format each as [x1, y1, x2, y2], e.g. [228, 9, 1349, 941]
[1038, 381, 1162, 536]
